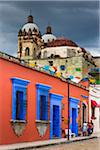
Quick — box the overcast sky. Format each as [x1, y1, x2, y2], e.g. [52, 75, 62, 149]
[0, 0, 99, 56]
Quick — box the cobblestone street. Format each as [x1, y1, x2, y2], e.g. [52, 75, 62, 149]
[31, 138, 100, 150]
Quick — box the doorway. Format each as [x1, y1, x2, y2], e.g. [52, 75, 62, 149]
[82, 103, 86, 123]
[53, 105, 60, 138]
[72, 108, 77, 133]
[69, 97, 79, 136]
[50, 93, 63, 139]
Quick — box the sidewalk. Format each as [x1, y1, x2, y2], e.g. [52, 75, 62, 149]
[0, 134, 99, 150]
[93, 132, 100, 138]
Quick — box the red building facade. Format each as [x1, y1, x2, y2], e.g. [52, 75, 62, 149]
[0, 54, 89, 145]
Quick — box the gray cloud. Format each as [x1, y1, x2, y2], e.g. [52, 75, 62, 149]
[0, 0, 99, 56]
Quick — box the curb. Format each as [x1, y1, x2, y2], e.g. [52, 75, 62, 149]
[69, 136, 97, 143]
[8, 136, 98, 150]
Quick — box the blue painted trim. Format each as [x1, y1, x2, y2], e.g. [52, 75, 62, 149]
[36, 83, 51, 120]
[11, 77, 30, 120]
[11, 77, 30, 87]
[50, 93, 63, 139]
[69, 97, 79, 136]
[36, 83, 51, 91]
[69, 97, 79, 104]
[50, 93, 63, 101]
[81, 95, 88, 99]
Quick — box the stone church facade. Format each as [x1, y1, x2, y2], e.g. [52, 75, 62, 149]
[17, 15, 96, 82]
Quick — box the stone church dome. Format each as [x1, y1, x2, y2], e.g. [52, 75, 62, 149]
[47, 38, 78, 47]
[42, 34, 56, 43]
[22, 15, 39, 33]
[42, 26, 56, 43]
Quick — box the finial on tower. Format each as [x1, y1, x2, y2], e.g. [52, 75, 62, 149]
[46, 23, 52, 34]
[27, 9, 33, 23]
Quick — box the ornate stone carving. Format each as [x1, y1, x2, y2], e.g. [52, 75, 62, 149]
[10, 120, 27, 137]
[36, 120, 49, 137]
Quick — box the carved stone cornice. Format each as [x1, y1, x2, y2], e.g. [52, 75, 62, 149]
[36, 120, 50, 137]
[10, 120, 27, 137]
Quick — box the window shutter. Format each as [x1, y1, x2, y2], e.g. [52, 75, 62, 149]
[40, 95, 48, 120]
[16, 91, 27, 120]
[16, 91, 20, 120]
[22, 91, 27, 120]
[43, 97, 48, 120]
[23, 99, 27, 120]
[19, 91, 23, 120]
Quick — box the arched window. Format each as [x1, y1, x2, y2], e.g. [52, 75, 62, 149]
[43, 51, 47, 58]
[25, 47, 30, 56]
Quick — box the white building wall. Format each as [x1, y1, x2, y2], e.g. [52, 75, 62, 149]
[89, 85, 100, 134]
[41, 46, 81, 58]
[93, 108, 100, 133]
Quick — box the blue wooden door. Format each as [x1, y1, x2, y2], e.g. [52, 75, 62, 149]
[72, 108, 76, 133]
[53, 105, 60, 137]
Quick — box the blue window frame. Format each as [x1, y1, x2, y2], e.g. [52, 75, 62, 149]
[11, 77, 30, 121]
[36, 83, 51, 121]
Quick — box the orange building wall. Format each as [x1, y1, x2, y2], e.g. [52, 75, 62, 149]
[69, 84, 89, 129]
[0, 57, 89, 145]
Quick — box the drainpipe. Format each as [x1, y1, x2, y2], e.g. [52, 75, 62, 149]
[67, 78, 70, 141]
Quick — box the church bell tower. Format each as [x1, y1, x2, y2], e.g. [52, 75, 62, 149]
[17, 15, 43, 63]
